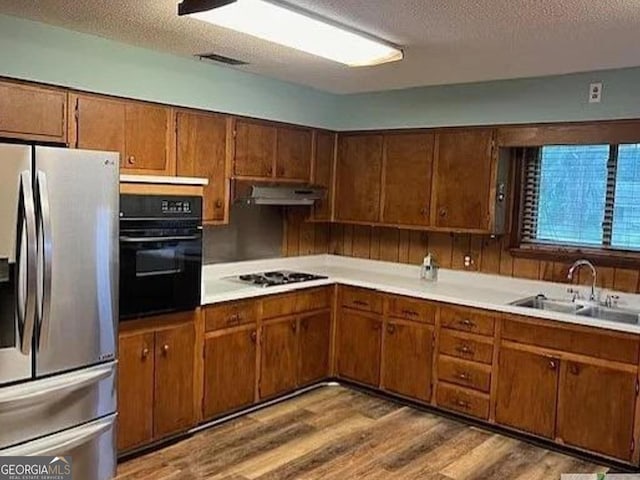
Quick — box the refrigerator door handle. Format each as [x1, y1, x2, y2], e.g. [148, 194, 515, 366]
[0, 414, 115, 456]
[15, 171, 37, 355]
[0, 363, 114, 412]
[35, 171, 53, 350]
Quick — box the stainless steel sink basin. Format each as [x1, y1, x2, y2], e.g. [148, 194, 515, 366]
[510, 296, 584, 314]
[510, 294, 640, 325]
[576, 305, 640, 325]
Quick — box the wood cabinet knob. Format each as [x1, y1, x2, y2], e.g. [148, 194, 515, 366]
[387, 324, 396, 335]
[456, 344, 473, 355]
[291, 320, 297, 333]
[215, 200, 223, 209]
[456, 399, 470, 409]
[162, 344, 169, 355]
[569, 363, 580, 375]
[439, 208, 447, 217]
[267, 166, 274, 175]
[458, 319, 475, 328]
[458, 372, 471, 381]
[548, 360, 557, 370]
[141, 347, 149, 359]
[420, 207, 427, 216]
[250, 330, 257, 343]
[127, 155, 136, 165]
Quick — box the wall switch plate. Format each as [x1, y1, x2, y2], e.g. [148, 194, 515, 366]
[589, 82, 603, 103]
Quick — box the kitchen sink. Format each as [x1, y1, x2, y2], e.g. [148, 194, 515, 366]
[576, 305, 640, 325]
[509, 295, 584, 314]
[510, 294, 640, 325]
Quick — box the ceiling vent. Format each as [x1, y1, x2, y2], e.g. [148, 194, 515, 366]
[196, 52, 249, 66]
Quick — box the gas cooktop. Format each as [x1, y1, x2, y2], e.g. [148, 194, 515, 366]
[233, 270, 328, 288]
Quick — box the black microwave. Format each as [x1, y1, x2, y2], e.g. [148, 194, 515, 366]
[119, 195, 203, 320]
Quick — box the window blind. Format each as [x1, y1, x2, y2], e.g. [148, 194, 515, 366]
[520, 144, 640, 251]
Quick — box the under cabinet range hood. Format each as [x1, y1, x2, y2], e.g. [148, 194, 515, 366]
[233, 181, 326, 206]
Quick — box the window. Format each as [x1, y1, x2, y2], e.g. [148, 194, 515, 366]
[520, 143, 640, 251]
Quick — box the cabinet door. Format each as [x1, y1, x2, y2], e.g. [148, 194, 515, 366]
[495, 347, 559, 438]
[335, 134, 383, 223]
[557, 360, 637, 461]
[336, 309, 382, 386]
[75, 95, 126, 160]
[204, 327, 257, 418]
[431, 129, 494, 230]
[117, 332, 154, 452]
[312, 131, 336, 220]
[123, 103, 172, 174]
[260, 318, 299, 398]
[382, 133, 434, 226]
[234, 120, 276, 178]
[298, 311, 331, 385]
[276, 126, 312, 181]
[154, 323, 195, 439]
[0, 81, 67, 143]
[177, 111, 229, 223]
[382, 321, 433, 402]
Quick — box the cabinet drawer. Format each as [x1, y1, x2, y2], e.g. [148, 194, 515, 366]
[341, 286, 383, 314]
[205, 300, 259, 331]
[440, 306, 496, 336]
[262, 287, 331, 320]
[502, 316, 640, 365]
[439, 329, 493, 364]
[437, 356, 491, 393]
[436, 383, 489, 419]
[386, 295, 436, 324]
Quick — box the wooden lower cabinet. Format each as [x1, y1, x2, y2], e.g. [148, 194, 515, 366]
[557, 360, 637, 461]
[260, 317, 299, 399]
[153, 323, 195, 438]
[203, 327, 257, 418]
[495, 346, 559, 438]
[382, 320, 433, 402]
[117, 332, 155, 452]
[337, 308, 382, 387]
[298, 311, 332, 386]
[117, 314, 197, 453]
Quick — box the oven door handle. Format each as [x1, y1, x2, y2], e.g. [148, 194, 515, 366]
[119, 235, 200, 243]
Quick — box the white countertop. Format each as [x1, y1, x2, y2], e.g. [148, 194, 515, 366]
[120, 174, 209, 186]
[202, 255, 640, 335]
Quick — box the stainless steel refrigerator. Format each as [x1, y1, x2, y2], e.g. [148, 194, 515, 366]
[0, 144, 119, 480]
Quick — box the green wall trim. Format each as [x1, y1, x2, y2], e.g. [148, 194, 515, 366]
[2, 14, 640, 132]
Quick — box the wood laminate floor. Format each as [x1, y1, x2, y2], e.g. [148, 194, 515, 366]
[116, 386, 608, 480]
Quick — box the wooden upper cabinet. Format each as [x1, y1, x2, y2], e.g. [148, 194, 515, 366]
[0, 80, 67, 143]
[382, 320, 433, 402]
[153, 323, 195, 439]
[117, 331, 154, 452]
[431, 129, 495, 231]
[312, 131, 336, 220]
[298, 311, 331, 385]
[335, 134, 384, 223]
[382, 132, 434, 226]
[204, 326, 257, 419]
[495, 346, 559, 439]
[556, 360, 637, 461]
[73, 94, 174, 175]
[177, 111, 229, 223]
[337, 309, 382, 387]
[260, 318, 299, 399]
[276, 126, 312, 181]
[233, 119, 276, 178]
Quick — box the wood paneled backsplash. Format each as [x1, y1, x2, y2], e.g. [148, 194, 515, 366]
[283, 211, 640, 294]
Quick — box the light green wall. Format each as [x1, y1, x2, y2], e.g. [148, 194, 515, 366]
[334, 67, 640, 130]
[2, 13, 640, 132]
[0, 14, 339, 129]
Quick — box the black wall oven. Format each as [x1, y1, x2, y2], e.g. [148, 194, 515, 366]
[119, 194, 203, 320]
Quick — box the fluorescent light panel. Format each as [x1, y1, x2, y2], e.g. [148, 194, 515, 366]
[181, 0, 403, 67]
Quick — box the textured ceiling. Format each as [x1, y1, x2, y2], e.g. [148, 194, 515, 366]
[1, 0, 640, 94]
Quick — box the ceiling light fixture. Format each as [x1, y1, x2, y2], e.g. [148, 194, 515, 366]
[178, 0, 403, 67]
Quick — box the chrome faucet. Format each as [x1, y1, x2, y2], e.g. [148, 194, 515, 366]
[567, 259, 598, 302]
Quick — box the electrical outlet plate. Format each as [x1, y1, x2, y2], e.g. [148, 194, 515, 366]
[589, 82, 603, 103]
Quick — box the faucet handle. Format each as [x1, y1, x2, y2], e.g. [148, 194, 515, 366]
[567, 287, 581, 301]
[605, 294, 620, 308]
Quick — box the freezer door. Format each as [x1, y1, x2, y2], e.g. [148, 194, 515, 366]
[34, 147, 119, 377]
[0, 413, 117, 480]
[0, 361, 116, 449]
[0, 144, 34, 386]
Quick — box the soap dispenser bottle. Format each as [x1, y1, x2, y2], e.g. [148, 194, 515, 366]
[420, 253, 439, 282]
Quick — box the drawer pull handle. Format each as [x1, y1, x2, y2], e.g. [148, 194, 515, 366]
[458, 319, 475, 328]
[353, 300, 369, 307]
[548, 360, 557, 370]
[291, 320, 297, 333]
[402, 309, 418, 317]
[455, 399, 470, 409]
[141, 348, 149, 359]
[162, 344, 169, 355]
[250, 331, 257, 343]
[456, 345, 473, 355]
[127, 155, 136, 165]
[457, 372, 471, 381]
[227, 314, 240, 325]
